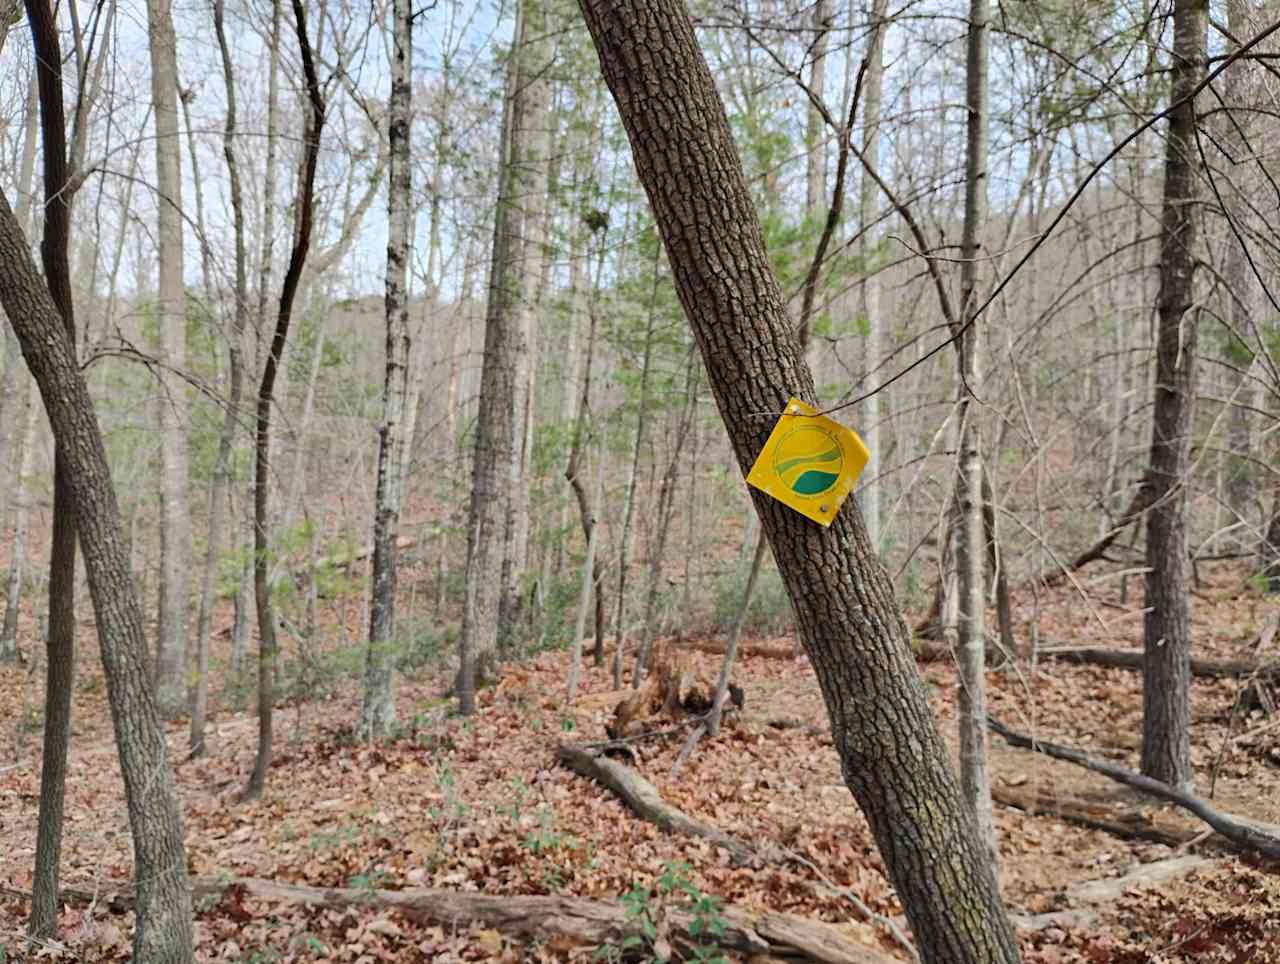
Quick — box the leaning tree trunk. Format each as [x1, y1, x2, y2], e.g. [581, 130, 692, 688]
[359, 0, 412, 741]
[24, 0, 80, 941]
[244, 0, 324, 801]
[0, 193, 194, 961]
[1143, 0, 1205, 791]
[147, 0, 192, 719]
[574, 5, 1019, 960]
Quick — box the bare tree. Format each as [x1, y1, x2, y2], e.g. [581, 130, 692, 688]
[245, 0, 326, 801]
[1142, 0, 1206, 791]
[23, 0, 81, 939]
[458, 0, 546, 712]
[0, 190, 195, 961]
[190, 0, 251, 757]
[574, 2, 1019, 958]
[360, 0, 413, 740]
[146, 0, 192, 718]
[956, 0, 995, 861]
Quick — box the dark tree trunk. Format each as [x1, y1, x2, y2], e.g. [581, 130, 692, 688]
[574, 4, 1019, 961]
[244, 0, 325, 801]
[0, 194, 194, 961]
[1142, 0, 1205, 791]
[24, 0, 78, 942]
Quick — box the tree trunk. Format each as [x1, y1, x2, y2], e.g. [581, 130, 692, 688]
[858, 0, 889, 553]
[634, 347, 699, 683]
[956, 0, 994, 863]
[458, 0, 545, 713]
[566, 448, 603, 704]
[496, 0, 551, 656]
[1221, 0, 1260, 537]
[574, 5, 1019, 960]
[564, 264, 607, 668]
[0, 191, 194, 961]
[1142, 0, 1205, 791]
[359, 0, 412, 741]
[0, 378, 36, 660]
[1262, 485, 1280, 593]
[24, 0, 80, 941]
[244, 0, 324, 801]
[617, 265, 658, 689]
[190, 0, 250, 758]
[147, 0, 191, 719]
[708, 532, 767, 739]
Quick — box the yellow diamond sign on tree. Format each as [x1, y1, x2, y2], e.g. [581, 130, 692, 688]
[745, 397, 870, 527]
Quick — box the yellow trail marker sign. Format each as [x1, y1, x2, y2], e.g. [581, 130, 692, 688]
[745, 397, 869, 527]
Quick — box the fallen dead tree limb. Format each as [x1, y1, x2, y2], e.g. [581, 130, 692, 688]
[988, 717, 1280, 858]
[3, 879, 898, 964]
[1036, 646, 1278, 681]
[596, 638, 794, 661]
[557, 742, 768, 865]
[681, 638, 796, 660]
[993, 785, 1203, 848]
[1011, 854, 1209, 931]
[559, 744, 918, 962]
[912, 639, 1279, 685]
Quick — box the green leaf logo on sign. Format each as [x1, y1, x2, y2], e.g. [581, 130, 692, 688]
[745, 397, 869, 527]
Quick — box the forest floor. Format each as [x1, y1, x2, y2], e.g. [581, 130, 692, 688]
[0, 558, 1278, 962]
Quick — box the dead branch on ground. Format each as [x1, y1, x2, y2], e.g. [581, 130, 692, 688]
[988, 716, 1280, 858]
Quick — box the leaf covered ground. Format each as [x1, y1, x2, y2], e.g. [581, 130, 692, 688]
[0, 559, 1278, 962]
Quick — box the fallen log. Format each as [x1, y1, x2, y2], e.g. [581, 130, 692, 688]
[1, 878, 899, 964]
[557, 742, 769, 865]
[1035, 646, 1278, 681]
[682, 638, 796, 660]
[989, 716, 1280, 859]
[993, 784, 1203, 848]
[1011, 854, 1209, 931]
[913, 639, 1280, 685]
[558, 744, 917, 961]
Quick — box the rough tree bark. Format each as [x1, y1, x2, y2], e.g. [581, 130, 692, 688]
[1142, 0, 1206, 790]
[457, 0, 544, 712]
[574, 4, 1019, 960]
[497, 0, 551, 654]
[24, 0, 79, 941]
[244, 0, 325, 800]
[146, 0, 192, 719]
[0, 194, 194, 961]
[359, 0, 412, 740]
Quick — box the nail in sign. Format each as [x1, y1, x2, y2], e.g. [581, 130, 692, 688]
[745, 397, 869, 527]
